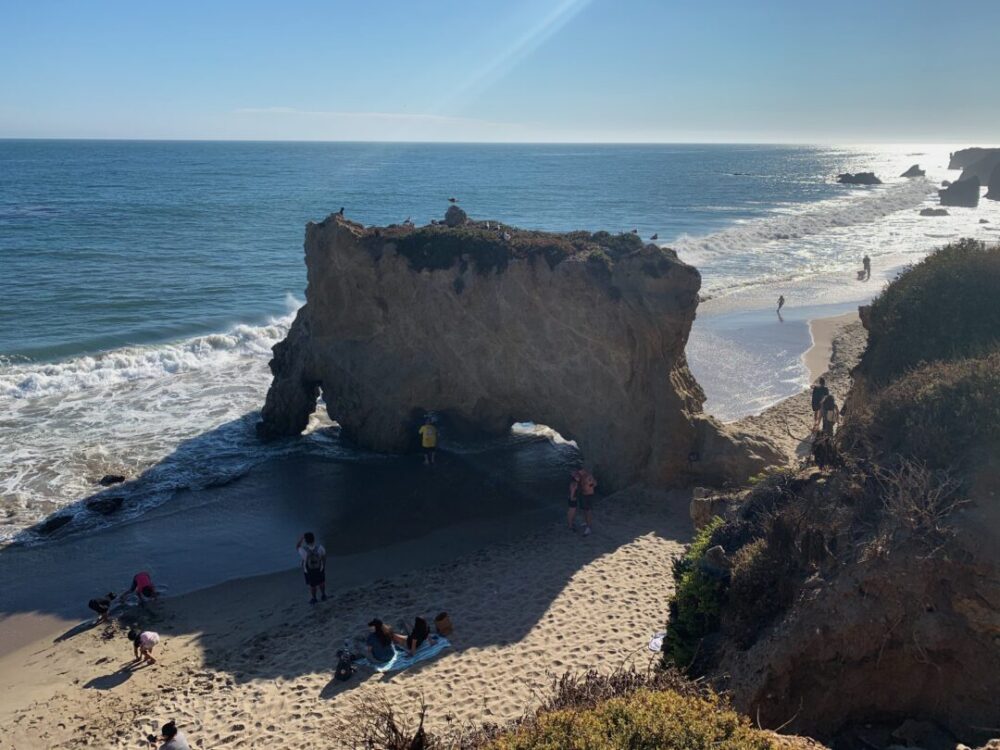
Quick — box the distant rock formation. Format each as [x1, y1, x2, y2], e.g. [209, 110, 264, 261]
[837, 172, 882, 185]
[444, 204, 468, 227]
[259, 212, 781, 490]
[900, 164, 925, 178]
[949, 147, 1000, 186]
[939, 177, 981, 207]
[987, 163, 1000, 201]
[920, 208, 949, 216]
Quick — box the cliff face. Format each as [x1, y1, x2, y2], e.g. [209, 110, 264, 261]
[260, 213, 778, 489]
[949, 147, 1000, 184]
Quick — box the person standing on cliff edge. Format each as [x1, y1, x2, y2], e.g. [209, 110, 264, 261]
[418, 415, 438, 465]
[568, 467, 597, 536]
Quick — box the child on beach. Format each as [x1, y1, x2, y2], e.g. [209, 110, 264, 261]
[568, 467, 597, 536]
[296, 532, 327, 604]
[87, 592, 117, 623]
[418, 415, 438, 465]
[147, 720, 190, 750]
[130, 571, 158, 603]
[819, 393, 839, 437]
[128, 628, 160, 665]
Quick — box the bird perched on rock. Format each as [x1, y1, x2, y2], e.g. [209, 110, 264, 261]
[631, 228, 638, 234]
[448, 197, 458, 203]
[651, 233, 659, 240]
[403, 216, 412, 225]
[337, 207, 344, 215]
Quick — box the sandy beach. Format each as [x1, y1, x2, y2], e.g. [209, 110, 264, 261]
[0, 311, 864, 750]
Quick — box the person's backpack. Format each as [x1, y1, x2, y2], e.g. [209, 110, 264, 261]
[334, 650, 355, 682]
[305, 546, 323, 571]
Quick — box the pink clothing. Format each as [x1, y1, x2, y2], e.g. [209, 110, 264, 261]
[138, 631, 160, 650]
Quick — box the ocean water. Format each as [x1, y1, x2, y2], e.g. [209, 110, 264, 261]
[2, 140, 998, 543]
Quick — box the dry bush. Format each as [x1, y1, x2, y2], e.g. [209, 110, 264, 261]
[726, 539, 800, 649]
[872, 459, 966, 541]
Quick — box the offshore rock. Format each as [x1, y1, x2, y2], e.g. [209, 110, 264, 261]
[987, 163, 1000, 201]
[950, 147, 1000, 183]
[920, 208, 949, 216]
[939, 177, 980, 207]
[900, 164, 925, 178]
[259, 213, 780, 489]
[837, 172, 882, 185]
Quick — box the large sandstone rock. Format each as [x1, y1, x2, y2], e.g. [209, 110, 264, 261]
[939, 177, 980, 207]
[259, 213, 780, 489]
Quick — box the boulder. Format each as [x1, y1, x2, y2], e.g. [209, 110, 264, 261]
[98, 474, 126, 486]
[444, 204, 468, 227]
[258, 213, 781, 490]
[35, 514, 72, 535]
[939, 177, 981, 207]
[690, 492, 728, 529]
[837, 172, 882, 185]
[920, 208, 949, 217]
[986, 163, 1000, 201]
[901, 164, 925, 178]
[85, 495, 124, 515]
[981, 219, 990, 224]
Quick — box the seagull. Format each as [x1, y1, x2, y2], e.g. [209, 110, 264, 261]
[337, 207, 344, 215]
[651, 233, 659, 240]
[631, 228, 638, 234]
[404, 216, 412, 225]
[448, 197, 458, 203]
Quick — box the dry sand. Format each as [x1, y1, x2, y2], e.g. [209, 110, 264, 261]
[0, 489, 690, 749]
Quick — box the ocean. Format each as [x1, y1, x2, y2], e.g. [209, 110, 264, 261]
[2, 140, 997, 545]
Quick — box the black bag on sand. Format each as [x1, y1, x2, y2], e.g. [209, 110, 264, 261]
[334, 650, 355, 682]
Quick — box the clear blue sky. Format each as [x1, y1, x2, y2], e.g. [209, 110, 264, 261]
[1, 0, 997, 143]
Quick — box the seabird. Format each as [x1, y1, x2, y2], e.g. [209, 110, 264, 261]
[337, 207, 344, 215]
[651, 233, 659, 240]
[631, 228, 638, 234]
[448, 197, 458, 203]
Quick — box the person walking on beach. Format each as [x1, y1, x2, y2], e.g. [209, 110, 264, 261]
[568, 466, 597, 536]
[777, 295, 785, 315]
[810, 377, 830, 432]
[819, 393, 839, 437]
[862, 254, 871, 280]
[418, 415, 438, 466]
[296, 532, 327, 604]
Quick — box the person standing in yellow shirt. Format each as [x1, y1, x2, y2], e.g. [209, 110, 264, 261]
[418, 416, 438, 465]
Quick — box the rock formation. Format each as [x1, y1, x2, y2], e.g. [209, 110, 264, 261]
[939, 177, 980, 207]
[987, 163, 1000, 200]
[836, 172, 881, 185]
[259, 213, 780, 490]
[900, 164, 925, 178]
[949, 147, 1000, 183]
[920, 207, 949, 216]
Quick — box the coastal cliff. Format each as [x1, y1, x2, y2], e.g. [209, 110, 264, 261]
[259, 213, 778, 489]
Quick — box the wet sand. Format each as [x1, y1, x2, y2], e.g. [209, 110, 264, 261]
[804, 311, 860, 383]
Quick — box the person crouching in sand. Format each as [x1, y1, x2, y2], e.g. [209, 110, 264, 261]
[87, 591, 117, 624]
[147, 720, 190, 750]
[128, 628, 160, 665]
[568, 466, 597, 536]
[130, 571, 158, 603]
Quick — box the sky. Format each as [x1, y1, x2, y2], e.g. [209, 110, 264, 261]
[1, 0, 998, 143]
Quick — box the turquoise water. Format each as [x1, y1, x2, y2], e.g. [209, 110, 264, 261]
[3, 139, 997, 542]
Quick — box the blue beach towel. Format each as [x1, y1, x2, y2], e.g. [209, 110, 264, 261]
[358, 635, 451, 673]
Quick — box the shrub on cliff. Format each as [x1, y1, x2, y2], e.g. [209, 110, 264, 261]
[860, 352, 1000, 470]
[862, 239, 1000, 384]
[335, 668, 774, 750]
[663, 517, 727, 669]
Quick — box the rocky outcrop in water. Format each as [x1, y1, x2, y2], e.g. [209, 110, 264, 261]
[259, 213, 780, 489]
[949, 147, 1000, 182]
[920, 207, 949, 216]
[837, 172, 881, 185]
[939, 177, 980, 207]
[900, 164, 925, 178]
[987, 164, 1000, 201]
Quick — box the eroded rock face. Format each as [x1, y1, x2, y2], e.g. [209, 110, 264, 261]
[950, 147, 1000, 183]
[987, 163, 1000, 201]
[259, 213, 779, 489]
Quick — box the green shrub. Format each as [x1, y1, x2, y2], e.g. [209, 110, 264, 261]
[866, 352, 1000, 470]
[862, 239, 1000, 384]
[489, 688, 772, 750]
[726, 539, 799, 648]
[664, 517, 726, 669]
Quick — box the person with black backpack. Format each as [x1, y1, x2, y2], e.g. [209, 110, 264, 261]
[296, 532, 327, 604]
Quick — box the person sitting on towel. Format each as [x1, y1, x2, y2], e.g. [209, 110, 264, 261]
[366, 618, 395, 663]
[391, 616, 431, 656]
